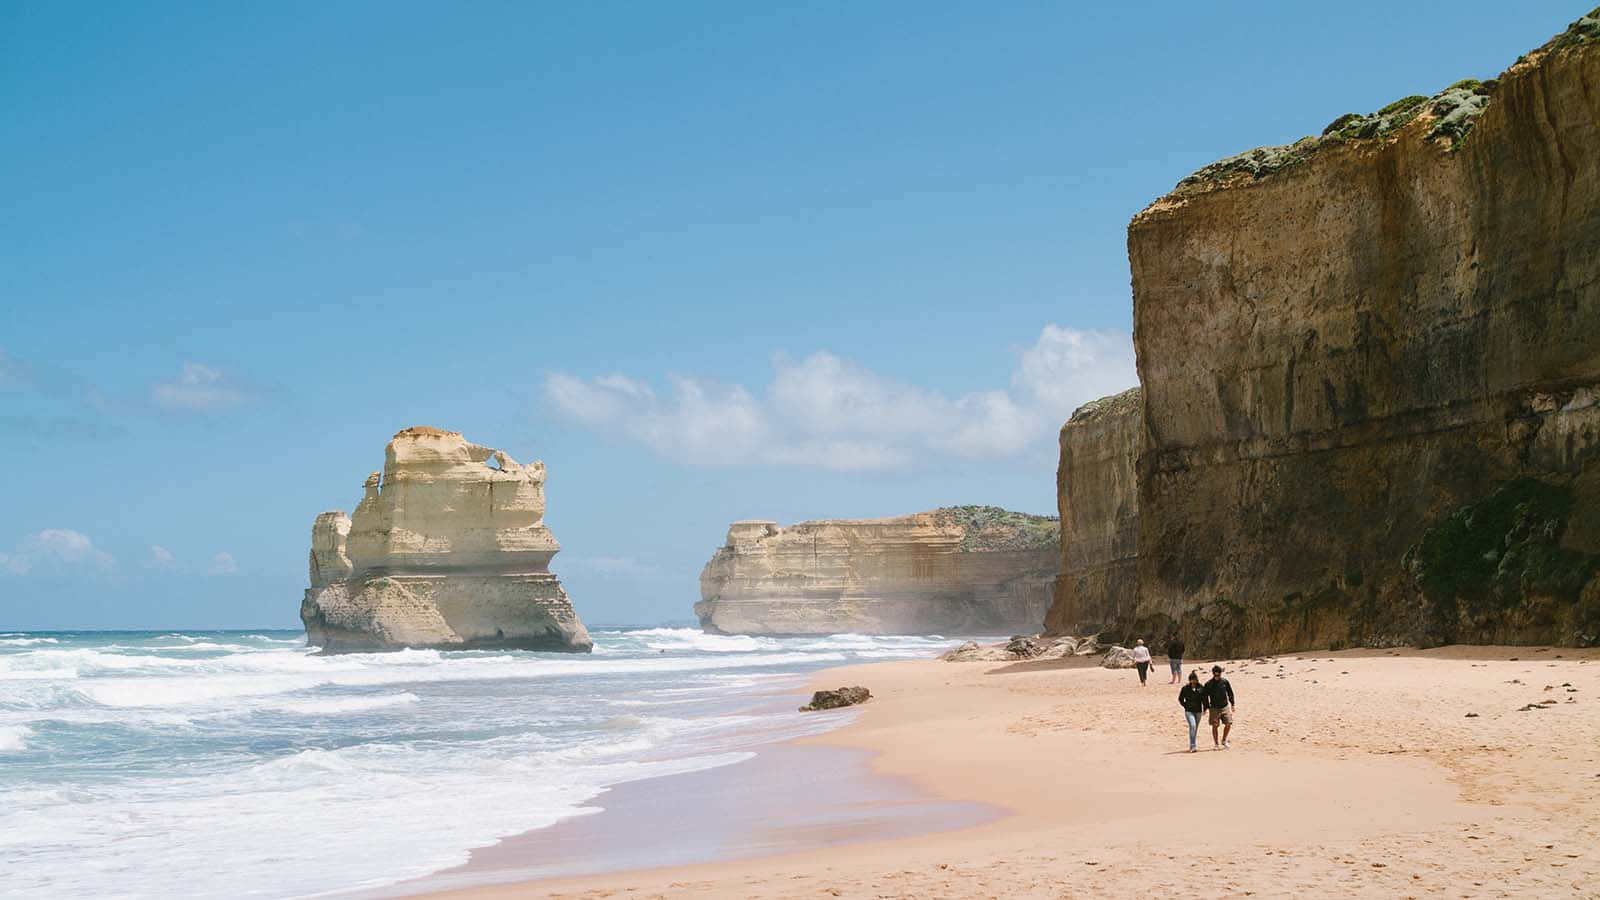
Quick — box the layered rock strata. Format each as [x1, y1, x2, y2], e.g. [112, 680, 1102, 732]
[1044, 388, 1142, 636]
[696, 506, 1058, 635]
[300, 426, 592, 652]
[1120, 17, 1600, 655]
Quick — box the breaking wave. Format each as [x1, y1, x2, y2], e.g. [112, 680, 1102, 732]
[0, 627, 968, 898]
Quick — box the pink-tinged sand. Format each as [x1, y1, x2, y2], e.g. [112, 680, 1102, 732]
[409, 645, 1600, 898]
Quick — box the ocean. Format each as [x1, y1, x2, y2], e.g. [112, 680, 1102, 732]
[0, 628, 968, 898]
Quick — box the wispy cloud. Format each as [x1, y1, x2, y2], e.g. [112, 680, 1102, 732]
[0, 529, 116, 576]
[206, 552, 239, 575]
[150, 363, 263, 414]
[145, 545, 178, 571]
[542, 324, 1136, 471]
[2, 350, 267, 440]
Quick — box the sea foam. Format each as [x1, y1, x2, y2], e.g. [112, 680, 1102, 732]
[0, 725, 31, 752]
[0, 627, 972, 898]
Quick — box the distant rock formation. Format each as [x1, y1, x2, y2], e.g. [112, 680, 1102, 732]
[1044, 388, 1142, 637]
[300, 426, 592, 653]
[1053, 12, 1600, 656]
[696, 506, 1058, 635]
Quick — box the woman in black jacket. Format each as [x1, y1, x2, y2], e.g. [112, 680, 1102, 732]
[1177, 670, 1208, 753]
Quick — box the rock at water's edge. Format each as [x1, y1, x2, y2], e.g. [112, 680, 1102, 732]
[300, 426, 592, 653]
[799, 686, 872, 711]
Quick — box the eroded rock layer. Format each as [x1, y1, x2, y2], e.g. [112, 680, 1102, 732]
[1124, 22, 1600, 655]
[301, 427, 592, 652]
[696, 506, 1058, 635]
[1044, 388, 1142, 636]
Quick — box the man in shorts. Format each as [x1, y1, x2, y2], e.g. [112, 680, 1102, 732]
[1204, 664, 1236, 749]
[1165, 634, 1185, 684]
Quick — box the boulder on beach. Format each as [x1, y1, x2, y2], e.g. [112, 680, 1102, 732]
[1038, 636, 1081, 659]
[1006, 635, 1045, 658]
[940, 635, 1085, 662]
[800, 686, 872, 711]
[1102, 646, 1136, 668]
[940, 641, 989, 661]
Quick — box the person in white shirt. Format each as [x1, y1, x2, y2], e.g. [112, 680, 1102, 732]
[1131, 639, 1152, 685]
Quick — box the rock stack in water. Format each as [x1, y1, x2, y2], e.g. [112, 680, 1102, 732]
[696, 506, 1058, 635]
[300, 426, 592, 652]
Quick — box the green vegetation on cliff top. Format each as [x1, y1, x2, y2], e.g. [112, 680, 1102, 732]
[1066, 386, 1142, 426]
[1178, 79, 1496, 189]
[1545, 6, 1600, 50]
[932, 505, 1059, 552]
[1176, 8, 1600, 192]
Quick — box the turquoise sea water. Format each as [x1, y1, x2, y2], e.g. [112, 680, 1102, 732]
[0, 628, 969, 898]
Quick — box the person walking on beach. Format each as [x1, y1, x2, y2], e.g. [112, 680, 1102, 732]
[1131, 639, 1152, 685]
[1204, 664, 1235, 749]
[1165, 634, 1185, 684]
[1178, 670, 1208, 752]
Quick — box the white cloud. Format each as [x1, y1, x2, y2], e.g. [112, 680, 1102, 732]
[150, 364, 260, 413]
[146, 545, 177, 571]
[1012, 325, 1140, 413]
[206, 552, 238, 575]
[542, 324, 1137, 471]
[559, 556, 668, 580]
[0, 529, 116, 575]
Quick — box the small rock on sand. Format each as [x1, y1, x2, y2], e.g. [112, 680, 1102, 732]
[1102, 646, 1136, 668]
[800, 686, 871, 711]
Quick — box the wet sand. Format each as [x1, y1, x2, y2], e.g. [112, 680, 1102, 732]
[409, 645, 1600, 898]
[382, 742, 994, 896]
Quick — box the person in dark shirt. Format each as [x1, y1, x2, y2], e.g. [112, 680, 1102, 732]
[1204, 664, 1236, 749]
[1165, 634, 1186, 684]
[1177, 670, 1208, 752]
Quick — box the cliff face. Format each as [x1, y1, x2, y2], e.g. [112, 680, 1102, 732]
[301, 427, 592, 652]
[696, 506, 1058, 635]
[1044, 388, 1142, 636]
[1123, 23, 1600, 655]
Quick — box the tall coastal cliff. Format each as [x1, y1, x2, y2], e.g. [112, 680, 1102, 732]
[1045, 388, 1142, 636]
[1047, 15, 1600, 656]
[696, 507, 1058, 635]
[301, 427, 592, 652]
[1044, 13, 1600, 654]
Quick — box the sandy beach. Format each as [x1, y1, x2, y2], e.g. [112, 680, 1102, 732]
[416, 645, 1600, 899]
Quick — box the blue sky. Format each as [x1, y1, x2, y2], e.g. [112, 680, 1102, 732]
[0, 2, 1577, 629]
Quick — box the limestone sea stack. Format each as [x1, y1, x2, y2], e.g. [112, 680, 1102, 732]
[696, 506, 1058, 635]
[300, 426, 592, 653]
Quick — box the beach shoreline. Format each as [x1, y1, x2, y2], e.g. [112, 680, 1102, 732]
[376, 727, 997, 897]
[401, 643, 1600, 899]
